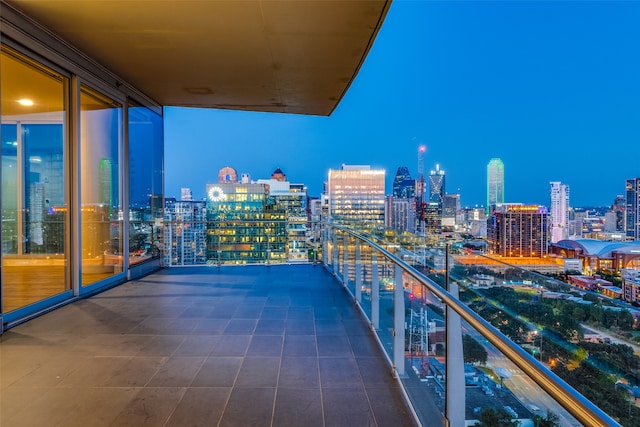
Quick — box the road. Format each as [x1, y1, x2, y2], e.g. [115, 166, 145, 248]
[581, 322, 640, 354]
[463, 323, 582, 427]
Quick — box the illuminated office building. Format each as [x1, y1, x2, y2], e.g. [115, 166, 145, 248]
[256, 175, 308, 262]
[424, 164, 445, 235]
[487, 204, 549, 257]
[428, 164, 445, 205]
[424, 202, 442, 235]
[626, 178, 640, 240]
[206, 182, 286, 265]
[550, 181, 570, 243]
[392, 166, 415, 199]
[327, 165, 385, 230]
[486, 158, 505, 214]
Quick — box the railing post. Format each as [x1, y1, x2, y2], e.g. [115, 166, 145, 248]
[343, 234, 349, 287]
[446, 262, 465, 427]
[322, 225, 329, 268]
[371, 252, 379, 330]
[332, 230, 339, 273]
[355, 240, 362, 302]
[393, 264, 405, 377]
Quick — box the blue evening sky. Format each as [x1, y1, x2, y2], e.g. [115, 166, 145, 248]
[165, 0, 640, 208]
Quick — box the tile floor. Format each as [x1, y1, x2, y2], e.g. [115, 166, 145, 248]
[0, 264, 414, 426]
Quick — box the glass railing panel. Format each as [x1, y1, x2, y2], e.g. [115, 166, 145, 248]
[459, 320, 581, 427]
[376, 255, 397, 361]
[328, 225, 620, 426]
[450, 253, 640, 426]
[359, 245, 373, 321]
[402, 280, 447, 426]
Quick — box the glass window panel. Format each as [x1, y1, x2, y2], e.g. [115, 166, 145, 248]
[1, 46, 69, 313]
[2, 124, 18, 256]
[80, 85, 123, 286]
[128, 102, 163, 265]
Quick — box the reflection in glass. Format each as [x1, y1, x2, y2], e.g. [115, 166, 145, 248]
[128, 102, 163, 265]
[1, 47, 69, 312]
[80, 86, 123, 285]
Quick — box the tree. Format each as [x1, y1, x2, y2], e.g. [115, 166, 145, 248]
[532, 411, 560, 427]
[463, 334, 488, 365]
[474, 408, 520, 427]
[616, 310, 635, 331]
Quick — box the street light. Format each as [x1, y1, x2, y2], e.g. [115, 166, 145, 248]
[532, 330, 542, 362]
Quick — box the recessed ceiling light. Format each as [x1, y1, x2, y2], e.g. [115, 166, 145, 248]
[18, 99, 34, 106]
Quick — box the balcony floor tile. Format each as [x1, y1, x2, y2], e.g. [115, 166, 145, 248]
[0, 264, 413, 426]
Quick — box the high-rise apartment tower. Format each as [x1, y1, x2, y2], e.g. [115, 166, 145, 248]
[550, 182, 570, 243]
[487, 204, 549, 257]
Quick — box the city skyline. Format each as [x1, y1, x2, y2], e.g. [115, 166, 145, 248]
[165, 1, 640, 208]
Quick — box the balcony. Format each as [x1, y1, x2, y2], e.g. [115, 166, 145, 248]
[1, 223, 622, 426]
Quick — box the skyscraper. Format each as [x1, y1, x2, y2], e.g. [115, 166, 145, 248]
[626, 178, 640, 240]
[205, 182, 286, 264]
[428, 164, 445, 204]
[256, 175, 308, 262]
[385, 195, 416, 233]
[550, 182, 570, 243]
[613, 195, 626, 232]
[327, 165, 385, 229]
[442, 193, 460, 231]
[163, 198, 207, 266]
[392, 166, 415, 199]
[486, 158, 504, 214]
[487, 204, 549, 257]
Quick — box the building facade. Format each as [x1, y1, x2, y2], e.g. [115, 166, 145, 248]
[442, 193, 460, 231]
[256, 178, 308, 262]
[626, 178, 640, 240]
[623, 278, 640, 304]
[428, 164, 445, 205]
[487, 205, 549, 257]
[550, 181, 570, 243]
[424, 202, 442, 235]
[392, 166, 415, 199]
[327, 165, 385, 230]
[205, 182, 286, 265]
[163, 199, 207, 266]
[613, 194, 626, 233]
[486, 158, 505, 214]
[385, 196, 416, 233]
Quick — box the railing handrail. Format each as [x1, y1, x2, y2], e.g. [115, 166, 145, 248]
[329, 223, 620, 427]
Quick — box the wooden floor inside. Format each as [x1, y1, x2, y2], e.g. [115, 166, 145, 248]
[2, 265, 116, 313]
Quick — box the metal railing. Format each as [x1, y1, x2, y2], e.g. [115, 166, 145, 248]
[324, 224, 619, 427]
